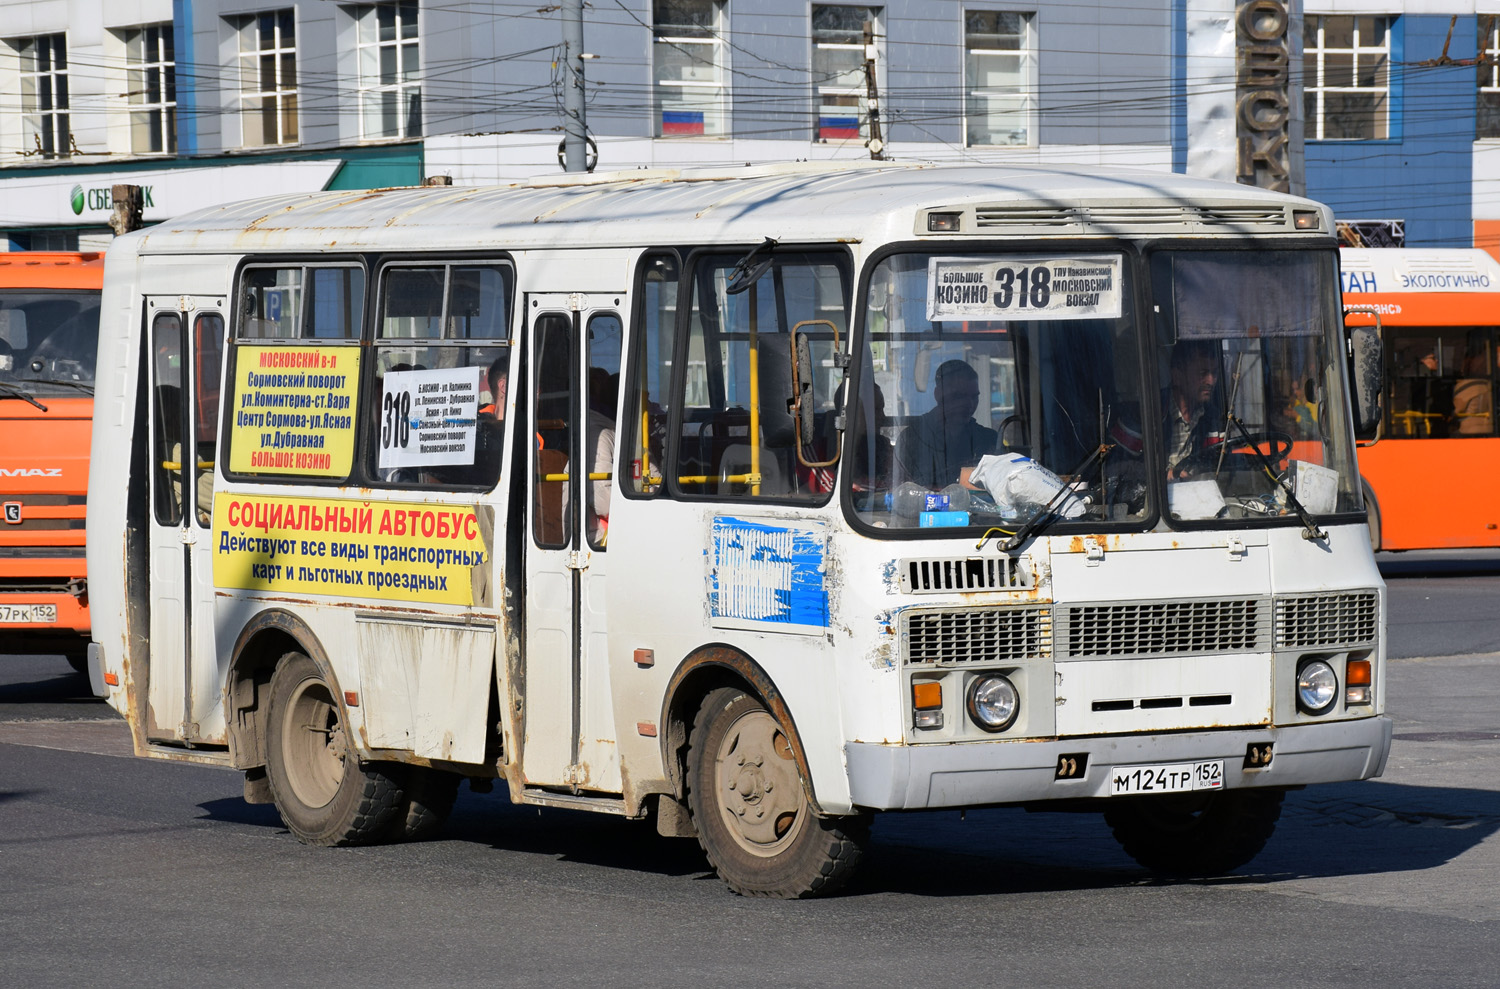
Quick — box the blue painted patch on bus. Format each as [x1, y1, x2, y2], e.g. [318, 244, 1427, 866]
[709, 517, 828, 629]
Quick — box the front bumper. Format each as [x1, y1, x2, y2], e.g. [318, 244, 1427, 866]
[845, 716, 1393, 810]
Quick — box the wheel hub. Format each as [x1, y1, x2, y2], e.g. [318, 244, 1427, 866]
[717, 710, 805, 850]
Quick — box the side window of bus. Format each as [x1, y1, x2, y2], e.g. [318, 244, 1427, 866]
[151, 313, 185, 525]
[587, 312, 622, 549]
[671, 250, 848, 502]
[625, 252, 680, 497]
[1387, 329, 1495, 438]
[227, 265, 364, 483]
[194, 313, 225, 526]
[370, 263, 512, 489]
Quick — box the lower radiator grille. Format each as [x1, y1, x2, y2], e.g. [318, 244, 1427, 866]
[1275, 591, 1379, 648]
[1059, 598, 1267, 659]
[903, 607, 1052, 665]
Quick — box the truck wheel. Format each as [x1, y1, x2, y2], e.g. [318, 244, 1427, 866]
[1104, 787, 1284, 877]
[383, 768, 461, 842]
[686, 687, 868, 898]
[265, 651, 404, 846]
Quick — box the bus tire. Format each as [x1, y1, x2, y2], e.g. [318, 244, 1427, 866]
[265, 651, 405, 846]
[1104, 787, 1284, 877]
[686, 687, 868, 898]
[383, 768, 462, 842]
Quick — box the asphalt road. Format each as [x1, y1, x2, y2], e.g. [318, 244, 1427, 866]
[1, 554, 1497, 987]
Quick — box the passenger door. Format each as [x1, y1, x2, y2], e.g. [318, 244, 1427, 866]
[522, 294, 623, 790]
[144, 297, 225, 743]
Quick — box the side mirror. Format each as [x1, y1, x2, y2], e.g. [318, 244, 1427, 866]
[789, 319, 841, 469]
[1344, 306, 1383, 445]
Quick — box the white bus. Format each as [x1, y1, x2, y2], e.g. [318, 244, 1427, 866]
[86, 162, 1391, 898]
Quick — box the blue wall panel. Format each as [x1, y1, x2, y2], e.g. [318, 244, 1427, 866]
[1305, 15, 1475, 247]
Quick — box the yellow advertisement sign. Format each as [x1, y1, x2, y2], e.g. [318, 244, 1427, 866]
[229, 345, 360, 477]
[213, 494, 489, 607]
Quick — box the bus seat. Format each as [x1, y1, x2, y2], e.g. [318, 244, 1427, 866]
[717, 443, 786, 497]
[535, 447, 568, 544]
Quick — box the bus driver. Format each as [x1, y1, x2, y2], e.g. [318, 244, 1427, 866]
[896, 359, 998, 488]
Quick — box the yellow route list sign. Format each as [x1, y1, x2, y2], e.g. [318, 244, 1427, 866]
[229, 344, 360, 477]
[213, 494, 490, 607]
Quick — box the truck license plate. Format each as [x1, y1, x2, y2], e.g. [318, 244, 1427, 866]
[1109, 761, 1223, 796]
[0, 604, 57, 624]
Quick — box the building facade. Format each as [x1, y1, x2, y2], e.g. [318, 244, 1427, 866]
[0, 0, 1493, 252]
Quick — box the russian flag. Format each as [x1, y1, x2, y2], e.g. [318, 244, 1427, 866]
[819, 116, 860, 140]
[662, 110, 705, 136]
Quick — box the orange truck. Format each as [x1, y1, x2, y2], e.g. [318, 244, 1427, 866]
[0, 252, 104, 668]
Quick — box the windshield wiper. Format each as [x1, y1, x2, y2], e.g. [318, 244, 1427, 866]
[1224, 412, 1327, 542]
[0, 381, 47, 412]
[978, 442, 1114, 553]
[31, 378, 94, 395]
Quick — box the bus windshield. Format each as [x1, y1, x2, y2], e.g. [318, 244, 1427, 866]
[0, 290, 101, 394]
[849, 250, 1148, 530]
[1150, 249, 1361, 524]
[848, 248, 1361, 533]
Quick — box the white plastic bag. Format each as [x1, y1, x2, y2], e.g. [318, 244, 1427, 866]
[970, 453, 1086, 519]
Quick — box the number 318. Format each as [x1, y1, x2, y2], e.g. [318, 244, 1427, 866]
[382, 391, 411, 449]
[994, 266, 1051, 309]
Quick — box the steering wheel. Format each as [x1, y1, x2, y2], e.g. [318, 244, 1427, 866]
[1175, 430, 1294, 476]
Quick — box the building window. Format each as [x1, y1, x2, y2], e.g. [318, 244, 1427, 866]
[15, 34, 70, 157]
[1304, 15, 1390, 141]
[124, 24, 176, 154]
[1480, 16, 1500, 139]
[653, 0, 726, 137]
[812, 6, 879, 143]
[963, 11, 1035, 147]
[355, 2, 421, 139]
[234, 10, 298, 147]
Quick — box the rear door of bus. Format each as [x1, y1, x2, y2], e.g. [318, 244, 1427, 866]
[524, 293, 623, 790]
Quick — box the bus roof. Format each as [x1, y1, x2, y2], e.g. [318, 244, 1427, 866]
[0, 252, 105, 290]
[123, 161, 1331, 257]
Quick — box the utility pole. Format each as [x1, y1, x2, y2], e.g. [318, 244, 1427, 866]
[562, 0, 588, 172]
[863, 21, 886, 160]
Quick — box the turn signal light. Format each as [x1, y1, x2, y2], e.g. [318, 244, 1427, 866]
[912, 681, 943, 730]
[1346, 658, 1372, 705]
[912, 682, 942, 710]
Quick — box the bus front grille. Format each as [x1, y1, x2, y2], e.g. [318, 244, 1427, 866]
[1274, 591, 1379, 648]
[899, 556, 1032, 594]
[903, 606, 1052, 665]
[1057, 598, 1268, 660]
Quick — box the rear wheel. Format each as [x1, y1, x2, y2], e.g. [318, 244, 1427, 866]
[265, 651, 405, 846]
[686, 687, 868, 898]
[384, 768, 462, 842]
[1104, 787, 1284, 877]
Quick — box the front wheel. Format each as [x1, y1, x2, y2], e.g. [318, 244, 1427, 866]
[1104, 787, 1284, 877]
[686, 687, 868, 898]
[264, 651, 406, 846]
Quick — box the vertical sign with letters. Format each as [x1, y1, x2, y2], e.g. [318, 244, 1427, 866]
[1236, 0, 1292, 192]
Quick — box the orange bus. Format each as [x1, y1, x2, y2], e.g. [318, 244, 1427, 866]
[1342, 248, 1500, 550]
[0, 252, 104, 668]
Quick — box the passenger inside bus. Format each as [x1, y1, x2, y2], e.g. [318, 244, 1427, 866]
[1453, 352, 1493, 435]
[895, 359, 999, 487]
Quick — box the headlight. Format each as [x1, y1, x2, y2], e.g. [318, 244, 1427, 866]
[966, 674, 1019, 732]
[1297, 659, 1338, 715]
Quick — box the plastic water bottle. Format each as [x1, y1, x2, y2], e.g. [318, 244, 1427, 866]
[885, 482, 931, 517]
